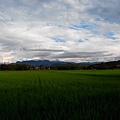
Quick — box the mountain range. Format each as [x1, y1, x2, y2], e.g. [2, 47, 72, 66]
[15, 60, 99, 67]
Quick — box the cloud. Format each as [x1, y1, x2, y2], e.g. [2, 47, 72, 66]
[88, 0, 120, 23]
[0, 0, 120, 63]
[0, 20, 120, 62]
[22, 48, 64, 52]
[53, 51, 113, 58]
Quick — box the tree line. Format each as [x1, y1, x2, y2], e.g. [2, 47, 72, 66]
[0, 60, 120, 71]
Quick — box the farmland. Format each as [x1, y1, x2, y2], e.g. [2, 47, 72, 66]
[0, 70, 120, 120]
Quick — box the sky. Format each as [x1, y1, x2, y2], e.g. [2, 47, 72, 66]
[0, 0, 120, 63]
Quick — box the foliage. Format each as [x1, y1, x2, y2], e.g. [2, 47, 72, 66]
[1, 60, 120, 70]
[0, 64, 31, 70]
[0, 70, 120, 119]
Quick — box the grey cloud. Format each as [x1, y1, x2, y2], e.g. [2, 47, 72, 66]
[22, 48, 64, 52]
[15, 50, 55, 61]
[115, 56, 120, 61]
[0, 0, 71, 23]
[33, 52, 52, 57]
[53, 51, 113, 59]
[32, 51, 53, 58]
[19, 48, 64, 60]
[1, 0, 120, 23]
[88, 0, 120, 23]
[0, 38, 21, 52]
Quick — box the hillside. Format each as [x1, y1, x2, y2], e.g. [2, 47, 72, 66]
[88, 60, 120, 69]
[15, 60, 74, 66]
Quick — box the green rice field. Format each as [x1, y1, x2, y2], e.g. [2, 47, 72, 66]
[0, 70, 120, 120]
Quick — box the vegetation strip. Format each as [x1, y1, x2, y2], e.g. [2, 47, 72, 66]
[0, 70, 120, 120]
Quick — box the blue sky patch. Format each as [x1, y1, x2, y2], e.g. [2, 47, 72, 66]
[70, 20, 99, 34]
[104, 32, 116, 40]
[52, 38, 66, 42]
[78, 39, 84, 42]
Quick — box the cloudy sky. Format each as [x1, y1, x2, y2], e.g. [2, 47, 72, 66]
[0, 0, 120, 63]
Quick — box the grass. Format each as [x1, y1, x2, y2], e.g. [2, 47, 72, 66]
[0, 70, 120, 120]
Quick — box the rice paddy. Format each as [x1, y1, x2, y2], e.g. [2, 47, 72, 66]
[0, 70, 120, 120]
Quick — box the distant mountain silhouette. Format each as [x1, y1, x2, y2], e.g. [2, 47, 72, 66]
[2, 60, 120, 70]
[89, 60, 120, 69]
[16, 60, 74, 66]
[15, 60, 99, 67]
